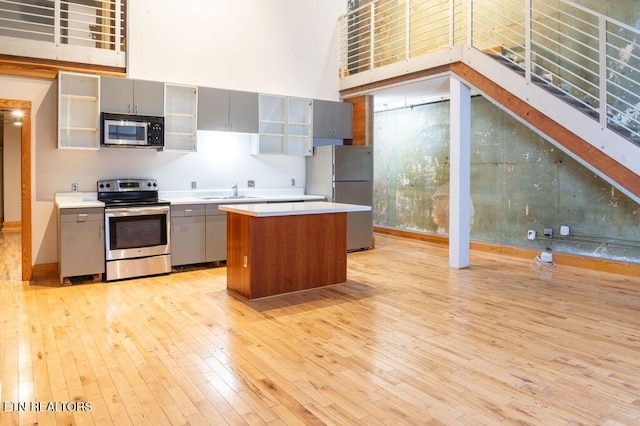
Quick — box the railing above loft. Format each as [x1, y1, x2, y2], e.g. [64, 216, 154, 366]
[338, 0, 640, 142]
[0, 0, 126, 68]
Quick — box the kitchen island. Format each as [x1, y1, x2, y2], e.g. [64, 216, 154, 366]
[219, 201, 371, 300]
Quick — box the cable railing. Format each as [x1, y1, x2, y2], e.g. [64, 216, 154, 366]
[0, 0, 126, 68]
[338, 0, 640, 142]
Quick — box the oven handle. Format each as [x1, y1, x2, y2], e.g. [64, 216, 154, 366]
[105, 205, 170, 216]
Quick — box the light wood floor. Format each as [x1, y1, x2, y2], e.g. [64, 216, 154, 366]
[1, 231, 640, 425]
[0, 227, 21, 282]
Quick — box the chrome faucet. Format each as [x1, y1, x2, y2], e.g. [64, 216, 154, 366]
[232, 183, 238, 197]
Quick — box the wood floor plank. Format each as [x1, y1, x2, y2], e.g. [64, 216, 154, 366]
[1, 231, 640, 424]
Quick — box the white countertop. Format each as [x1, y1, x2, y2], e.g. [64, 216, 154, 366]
[167, 194, 325, 205]
[218, 201, 371, 217]
[54, 190, 325, 209]
[55, 193, 104, 209]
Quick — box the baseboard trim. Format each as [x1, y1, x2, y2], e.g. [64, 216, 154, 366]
[373, 226, 640, 277]
[31, 263, 58, 280]
[374, 226, 448, 246]
[2, 221, 21, 230]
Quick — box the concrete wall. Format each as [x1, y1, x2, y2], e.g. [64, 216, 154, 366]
[0, 0, 347, 265]
[374, 96, 640, 264]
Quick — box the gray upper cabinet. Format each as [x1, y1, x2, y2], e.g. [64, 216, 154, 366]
[198, 87, 258, 133]
[100, 77, 165, 116]
[230, 91, 259, 133]
[313, 100, 353, 139]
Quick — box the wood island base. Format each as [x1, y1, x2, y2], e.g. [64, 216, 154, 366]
[226, 211, 347, 300]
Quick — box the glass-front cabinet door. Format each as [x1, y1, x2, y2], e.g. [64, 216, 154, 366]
[286, 97, 313, 156]
[254, 94, 313, 156]
[164, 83, 198, 152]
[255, 94, 286, 154]
[58, 72, 100, 149]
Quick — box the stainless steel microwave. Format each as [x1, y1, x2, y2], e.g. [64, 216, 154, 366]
[101, 112, 164, 149]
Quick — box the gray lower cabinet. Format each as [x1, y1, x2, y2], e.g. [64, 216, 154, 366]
[171, 201, 269, 266]
[313, 99, 353, 139]
[205, 205, 227, 262]
[170, 204, 206, 266]
[58, 207, 105, 284]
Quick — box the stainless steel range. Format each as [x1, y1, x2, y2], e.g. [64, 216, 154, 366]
[98, 179, 171, 281]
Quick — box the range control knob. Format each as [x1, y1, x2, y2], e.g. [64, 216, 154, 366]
[106, 183, 111, 188]
[99, 184, 104, 189]
[152, 182, 157, 187]
[148, 182, 152, 187]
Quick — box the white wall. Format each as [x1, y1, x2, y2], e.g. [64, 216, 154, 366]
[3, 121, 20, 223]
[36, 132, 305, 198]
[0, 148, 2, 220]
[0, 74, 55, 264]
[0, 1, 347, 265]
[0, 120, 3, 219]
[127, 0, 345, 100]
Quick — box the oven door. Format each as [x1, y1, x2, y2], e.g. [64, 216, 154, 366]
[103, 119, 149, 146]
[105, 205, 170, 261]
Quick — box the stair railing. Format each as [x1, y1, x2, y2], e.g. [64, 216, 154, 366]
[338, 0, 640, 141]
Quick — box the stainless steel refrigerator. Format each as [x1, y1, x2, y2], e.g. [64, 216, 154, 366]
[306, 145, 373, 251]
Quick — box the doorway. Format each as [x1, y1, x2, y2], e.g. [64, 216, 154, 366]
[0, 99, 32, 281]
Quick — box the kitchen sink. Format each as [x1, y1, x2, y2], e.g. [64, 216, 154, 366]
[198, 195, 260, 200]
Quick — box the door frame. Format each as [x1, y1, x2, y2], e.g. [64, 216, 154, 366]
[0, 98, 32, 281]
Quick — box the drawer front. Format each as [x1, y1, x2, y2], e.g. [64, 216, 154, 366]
[205, 204, 226, 216]
[171, 204, 206, 217]
[60, 208, 104, 223]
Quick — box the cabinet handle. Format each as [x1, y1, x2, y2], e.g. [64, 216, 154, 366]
[135, 103, 139, 114]
[77, 213, 88, 223]
[99, 222, 103, 237]
[230, 122, 233, 131]
[185, 209, 192, 216]
[127, 103, 132, 114]
[171, 219, 175, 232]
[225, 122, 228, 131]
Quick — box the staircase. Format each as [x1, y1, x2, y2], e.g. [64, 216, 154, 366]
[338, 0, 640, 202]
[489, 50, 640, 142]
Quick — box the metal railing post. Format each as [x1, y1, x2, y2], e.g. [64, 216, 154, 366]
[54, 0, 60, 46]
[370, 3, 375, 71]
[406, 0, 411, 60]
[115, 0, 122, 54]
[449, 0, 454, 48]
[524, 0, 532, 82]
[467, 0, 473, 47]
[599, 15, 607, 128]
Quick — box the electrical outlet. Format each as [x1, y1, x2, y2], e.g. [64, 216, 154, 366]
[191, 181, 197, 189]
[543, 228, 553, 237]
[248, 180, 255, 188]
[560, 225, 570, 236]
[71, 183, 78, 192]
[527, 230, 536, 240]
[291, 178, 296, 187]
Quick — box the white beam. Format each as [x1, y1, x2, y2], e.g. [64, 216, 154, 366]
[449, 76, 471, 269]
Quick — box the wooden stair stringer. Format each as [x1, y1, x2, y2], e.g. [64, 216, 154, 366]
[450, 62, 640, 201]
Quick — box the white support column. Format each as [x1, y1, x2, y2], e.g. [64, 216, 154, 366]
[449, 76, 471, 269]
